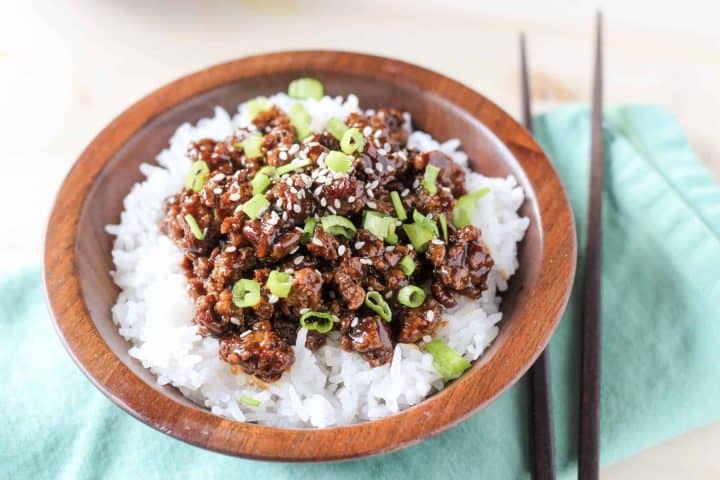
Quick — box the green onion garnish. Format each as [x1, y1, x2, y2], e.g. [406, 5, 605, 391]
[325, 151, 353, 174]
[288, 77, 324, 100]
[239, 194, 270, 219]
[239, 395, 261, 407]
[439, 213, 448, 242]
[340, 128, 365, 155]
[266, 270, 293, 298]
[399, 255, 415, 276]
[390, 191, 407, 220]
[184, 214, 205, 240]
[412, 210, 440, 237]
[320, 215, 357, 239]
[425, 339, 471, 380]
[232, 279, 261, 308]
[251, 172, 272, 195]
[363, 211, 397, 242]
[365, 291, 392, 322]
[184, 160, 209, 193]
[397, 285, 426, 308]
[258, 166, 277, 177]
[241, 133, 264, 159]
[421, 164, 441, 195]
[453, 187, 490, 228]
[402, 223, 435, 252]
[247, 97, 270, 120]
[289, 103, 313, 139]
[299, 311, 335, 334]
[301, 218, 317, 245]
[276, 158, 312, 176]
[326, 117, 348, 140]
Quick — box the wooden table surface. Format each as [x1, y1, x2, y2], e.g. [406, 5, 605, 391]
[1, 0, 718, 477]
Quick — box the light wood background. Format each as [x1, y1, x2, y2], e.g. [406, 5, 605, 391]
[1, 0, 718, 477]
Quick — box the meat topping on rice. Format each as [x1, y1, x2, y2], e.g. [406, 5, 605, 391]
[159, 100, 494, 382]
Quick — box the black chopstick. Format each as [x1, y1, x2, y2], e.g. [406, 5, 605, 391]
[578, 12, 604, 480]
[519, 33, 557, 480]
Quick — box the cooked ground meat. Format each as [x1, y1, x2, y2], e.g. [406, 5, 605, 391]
[159, 106, 495, 382]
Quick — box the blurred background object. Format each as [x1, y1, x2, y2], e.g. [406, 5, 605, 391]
[1, 1, 718, 477]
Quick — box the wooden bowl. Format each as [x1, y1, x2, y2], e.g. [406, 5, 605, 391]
[44, 51, 576, 461]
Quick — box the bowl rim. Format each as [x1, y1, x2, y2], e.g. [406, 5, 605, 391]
[43, 50, 576, 462]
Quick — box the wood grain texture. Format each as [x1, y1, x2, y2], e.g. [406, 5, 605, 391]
[43, 51, 577, 462]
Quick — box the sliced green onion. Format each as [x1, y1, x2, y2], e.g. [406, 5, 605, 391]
[340, 128, 365, 154]
[239, 395, 261, 407]
[425, 339, 471, 380]
[266, 270, 293, 298]
[288, 77, 324, 100]
[301, 218, 317, 245]
[363, 211, 396, 242]
[247, 97, 270, 119]
[251, 173, 272, 195]
[289, 103, 313, 139]
[398, 285, 426, 308]
[385, 231, 398, 244]
[320, 215, 357, 239]
[184, 214, 205, 240]
[241, 133, 264, 159]
[276, 158, 312, 176]
[184, 160, 209, 193]
[239, 194, 269, 219]
[365, 291, 392, 322]
[299, 311, 334, 334]
[421, 164, 441, 195]
[232, 279, 261, 308]
[399, 255, 415, 276]
[258, 166, 277, 177]
[453, 187, 491, 228]
[326, 117, 348, 140]
[402, 223, 435, 252]
[390, 191, 407, 220]
[439, 213, 448, 242]
[325, 151, 353, 174]
[412, 210, 440, 237]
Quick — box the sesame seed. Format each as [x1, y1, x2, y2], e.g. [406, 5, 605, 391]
[386, 245, 395, 251]
[225, 245, 237, 253]
[385, 291, 393, 299]
[320, 198, 327, 207]
[362, 126, 372, 136]
[422, 335, 432, 343]
[311, 237, 323, 247]
[285, 268, 295, 274]
[230, 317, 241, 325]
[338, 245, 346, 256]
[431, 239, 444, 245]
[426, 310, 435, 321]
[364, 168, 374, 175]
[293, 204, 301, 213]
[360, 258, 372, 265]
[351, 317, 360, 328]
[354, 241, 365, 249]
[300, 308, 310, 315]
[348, 196, 356, 203]
[401, 188, 410, 197]
[376, 163, 384, 173]
[373, 130, 382, 139]
[213, 187, 222, 194]
[268, 294, 279, 304]
[229, 193, 241, 202]
[334, 198, 341, 209]
[279, 151, 288, 161]
[211, 173, 226, 182]
[293, 256, 304, 265]
[367, 201, 377, 209]
[289, 144, 300, 155]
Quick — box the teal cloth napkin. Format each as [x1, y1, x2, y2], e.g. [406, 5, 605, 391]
[2, 105, 719, 479]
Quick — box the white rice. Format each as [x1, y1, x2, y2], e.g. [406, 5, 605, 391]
[106, 93, 530, 428]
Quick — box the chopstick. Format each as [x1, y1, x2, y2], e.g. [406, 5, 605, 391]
[519, 33, 557, 480]
[578, 12, 604, 480]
